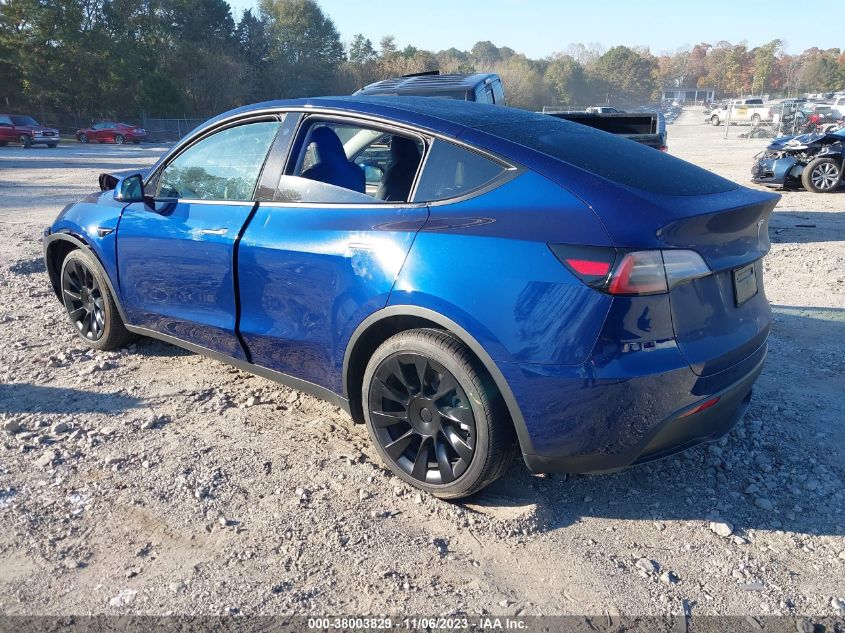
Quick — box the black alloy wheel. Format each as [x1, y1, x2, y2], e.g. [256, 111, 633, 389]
[363, 328, 515, 498]
[114, 134, 125, 144]
[59, 250, 134, 350]
[369, 352, 477, 485]
[79, 133, 89, 144]
[61, 257, 105, 341]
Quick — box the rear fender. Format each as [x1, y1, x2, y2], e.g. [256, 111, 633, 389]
[343, 304, 533, 454]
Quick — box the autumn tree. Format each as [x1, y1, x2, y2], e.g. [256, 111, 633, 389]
[544, 55, 589, 107]
[592, 46, 657, 104]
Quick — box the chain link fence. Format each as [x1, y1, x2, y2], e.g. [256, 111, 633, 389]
[703, 99, 845, 141]
[139, 117, 205, 143]
[6, 107, 206, 144]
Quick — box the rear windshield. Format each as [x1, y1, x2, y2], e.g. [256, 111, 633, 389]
[477, 116, 738, 196]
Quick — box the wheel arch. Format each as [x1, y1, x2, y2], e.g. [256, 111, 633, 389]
[342, 305, 531, 453]
[43, 232, 130, 324]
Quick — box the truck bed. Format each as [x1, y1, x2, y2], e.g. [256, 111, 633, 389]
[546, 112, 667, 151]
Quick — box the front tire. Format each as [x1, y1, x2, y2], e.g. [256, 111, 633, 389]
[78, 133, 88, 144]
[60, 249, 133, 350]
[362, 329, 515, 499]
[710, 115, 720, 126]
[114, 134, 125, 144]
[802, 157, 842, 193]
[20, 134, 32, 148]
[751, 114, 761, 126]
[47, 142, 58, 148]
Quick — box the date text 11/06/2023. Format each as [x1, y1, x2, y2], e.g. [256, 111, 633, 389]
[307, 617, 528, 630]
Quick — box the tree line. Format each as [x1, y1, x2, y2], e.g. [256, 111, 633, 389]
[1, 0, 844, 120]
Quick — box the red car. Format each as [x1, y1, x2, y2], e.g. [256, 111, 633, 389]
[76, 121, 146, 144]
[0, 114, 60, 148]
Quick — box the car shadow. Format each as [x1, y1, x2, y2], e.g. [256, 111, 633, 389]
[7, 257, 46, 275]
[132, 337, 193, 358]
[769, 210, 845, 243]
[0, 383, 143, 414]
[462, 306, 845, 538]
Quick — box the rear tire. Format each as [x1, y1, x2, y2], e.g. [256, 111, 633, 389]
[802, 157, 842, 193]
[362, 328, 516, 499]
[710, 115, 720, 126]
[20, 134, 32, 148]
[59, 249, 134, 350]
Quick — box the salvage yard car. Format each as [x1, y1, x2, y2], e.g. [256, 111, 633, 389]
[76, 121, 146, 144]
[707, 99, 773, 126]
[752, 127, 845, 192]
[43, 97, 778, 498]
[0, 113, 60, 148]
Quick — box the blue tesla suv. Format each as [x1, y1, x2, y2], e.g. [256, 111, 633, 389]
[43, 97, 779, 498]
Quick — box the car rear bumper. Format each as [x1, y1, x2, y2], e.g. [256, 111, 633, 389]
[510, 341, 767, 474]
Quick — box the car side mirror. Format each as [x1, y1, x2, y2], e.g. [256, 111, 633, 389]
[361, 163, 384, 185]
[114, 174, 145, 203]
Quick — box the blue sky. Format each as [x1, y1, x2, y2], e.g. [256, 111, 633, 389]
[227, 0, 839, 57]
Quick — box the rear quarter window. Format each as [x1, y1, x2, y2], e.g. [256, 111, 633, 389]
[412, 140, 508, 202]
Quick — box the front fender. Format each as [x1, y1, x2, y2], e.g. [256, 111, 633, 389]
[44, 193, 127, 315]
[42, 231, 130, 325]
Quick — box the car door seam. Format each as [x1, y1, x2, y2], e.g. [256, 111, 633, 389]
[233, 201, 262, 363]
[385, 205, 431, 306]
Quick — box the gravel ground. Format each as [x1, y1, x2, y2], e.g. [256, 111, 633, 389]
[0, 110, 843, 620]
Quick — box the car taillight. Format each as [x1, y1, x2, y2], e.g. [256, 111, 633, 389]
[661, 249, 710, 289]
[548, 245, 711, 296]
[547, 245, 616, 290]
[607, 251, 667, 295]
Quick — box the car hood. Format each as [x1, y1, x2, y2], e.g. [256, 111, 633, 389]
[19, 125, 59, 133]
[766, 132, 823, 151]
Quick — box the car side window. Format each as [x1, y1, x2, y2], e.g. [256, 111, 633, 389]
[0, 115, 11, 126]
[492, 80, 505, 105]
[275, 120, 424, 204]
[157, 120, 280, 201]
[412, 140, 508, 202]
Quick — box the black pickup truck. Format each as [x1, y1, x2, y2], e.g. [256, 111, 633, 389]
[356, 72, 668, 151]
[544, 110, 667, 151]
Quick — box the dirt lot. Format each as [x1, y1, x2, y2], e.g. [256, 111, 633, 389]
[0, 109, 843, 621]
